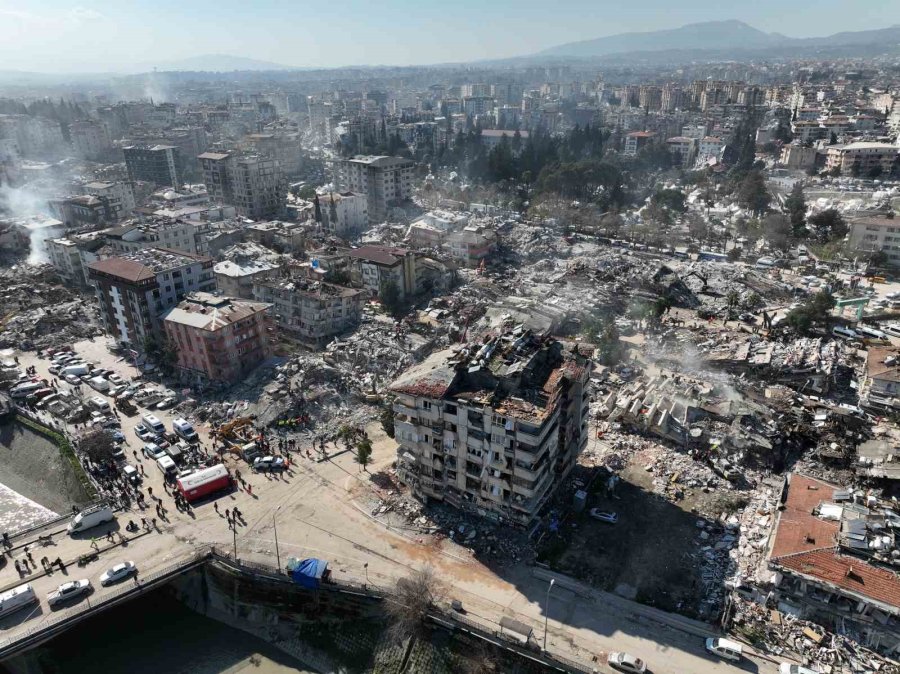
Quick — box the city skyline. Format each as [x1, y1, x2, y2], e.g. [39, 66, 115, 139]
[1, 0, 899, 73]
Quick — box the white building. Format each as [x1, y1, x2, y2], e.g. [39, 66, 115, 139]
[69, 120, 111, 160]
[847, 215, 900, 266]
[825, 142, 899, 176]
[317, 191, 368, 237]
[666, 136, 697, 168]
[334, 155, 415, 224]
[697, 136, 725, 163]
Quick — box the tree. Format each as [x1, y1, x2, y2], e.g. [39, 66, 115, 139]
[385, 567, 441, 643]
[79, 429, 116, 463]
[761, 213, 792, 252]
[356, 437, 372, 472]
[595, 322, 625, 366]
[651, 188, 687, 214]
[379, 279, 404, 317]
[686, 212, 710, 243]
[808, 208, 847, 244]
[379, 399, 395, 439]
[737, 170, 771, 216]
[783, 182, 808, 239]
[784, 290, 836, 336]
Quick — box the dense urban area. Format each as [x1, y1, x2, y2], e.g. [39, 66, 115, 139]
[4, 21, 900, 674]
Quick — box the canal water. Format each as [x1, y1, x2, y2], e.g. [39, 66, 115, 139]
[0, 419, 314, 673]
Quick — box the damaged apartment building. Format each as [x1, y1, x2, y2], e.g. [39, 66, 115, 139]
[390, 327, 592, 526]
[763, 473, 900, 657]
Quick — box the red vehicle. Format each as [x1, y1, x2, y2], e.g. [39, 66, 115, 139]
[177, 465, 232, 503]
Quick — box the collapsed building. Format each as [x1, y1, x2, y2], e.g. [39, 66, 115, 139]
[390, 327, 592, 526]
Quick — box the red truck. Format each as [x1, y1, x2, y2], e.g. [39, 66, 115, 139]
[177, 465, 232, 503]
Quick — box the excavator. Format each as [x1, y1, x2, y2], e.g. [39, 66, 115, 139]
[684, 269, 709, 293]
[210, 416, 255, 449]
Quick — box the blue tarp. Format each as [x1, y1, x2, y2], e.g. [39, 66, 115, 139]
[290, 558, 328, 589]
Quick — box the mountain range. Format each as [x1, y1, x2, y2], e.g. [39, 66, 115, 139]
[535, 20, 900, 60]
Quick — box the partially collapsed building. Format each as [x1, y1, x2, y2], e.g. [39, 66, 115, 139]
[390, 328, 592, 526]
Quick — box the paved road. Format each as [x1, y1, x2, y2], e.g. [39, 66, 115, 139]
[4, 340, 782, 674]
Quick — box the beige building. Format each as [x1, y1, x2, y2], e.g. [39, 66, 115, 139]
[780, 144, 819, 170]
[390, 330, 592, 526]
[446, 225, 497, 267]
[163, 292, 274, 384]
[825, 142, 899, 176]
[349, 245, 417, 299]
[847, 214, 900, 266]
[252, 276, 365, 348]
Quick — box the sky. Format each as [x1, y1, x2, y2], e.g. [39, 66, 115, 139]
[1, 0, 899, 73]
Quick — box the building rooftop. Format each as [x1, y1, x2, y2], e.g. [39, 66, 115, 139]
[88, 247, 210, 281]
[346, 155, 414, 167]
[867, 347, 900, 384]
[163, 292, 270, 331]
[349, 244, 410, 266]
[480, 129, 530, 138]
[198, 152, 231, 161]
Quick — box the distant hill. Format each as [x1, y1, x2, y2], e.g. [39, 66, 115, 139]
[130, 53, 296, 73]
[535, 20, 900, 61]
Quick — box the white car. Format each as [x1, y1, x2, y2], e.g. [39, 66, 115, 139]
[99, 561, 136, 586]
[608, 652, 647, 673]
[47, 579, 92, 607]
[884, 324, 900, 338]
[780, 664, 817, 674]
[107, 373, 125, 385]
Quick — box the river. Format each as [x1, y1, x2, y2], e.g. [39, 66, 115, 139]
[0, 418, 315, 674]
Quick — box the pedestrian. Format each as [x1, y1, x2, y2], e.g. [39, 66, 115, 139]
[151, 518, 157, 529]
[106, 531, 114, 543]
[214, 502, 219, 515]
[247, 484, 252, 496]
[141, 517, 147, 529]
[132, 574, 139, 586]
[225, 508, 230, 521]
[90, 537, 98, 550]
[147, 486, 153, 498]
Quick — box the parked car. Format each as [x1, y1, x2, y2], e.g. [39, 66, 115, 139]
[779, 665, 817, 674]
[885, 324, 900, 338]
[47, 579, 92, 608]
[99, 561, 136, 586]
[253, 456, 286, 472]
[107, 373, 125, 386]
[122, 465, 140, 486]
[142, 443, 167, 460]
[112, 431, 126, 444]
[156, 396, 177, 410]
[589, 509, 618, 524]
[607, 652, 647, 673]
[64, 374, 81, 385]
[134, 424, 156, 442]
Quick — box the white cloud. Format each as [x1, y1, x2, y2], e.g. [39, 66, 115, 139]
[67, 6, 104, 23]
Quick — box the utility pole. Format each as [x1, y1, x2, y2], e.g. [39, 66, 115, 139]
[232, 524, 238, 561]
[543, 578, 555, 651]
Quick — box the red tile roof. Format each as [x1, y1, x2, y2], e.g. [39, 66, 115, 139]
[87, 257, 155, 283]
[776, 549, 900, 609]
[770, 474, 838, 559]
[349, 245, 409, 266]
[771, 474, 900, 610]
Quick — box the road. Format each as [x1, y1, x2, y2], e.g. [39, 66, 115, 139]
[4, 339, 783, 674]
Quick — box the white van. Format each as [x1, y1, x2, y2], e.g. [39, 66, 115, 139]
[67, 505, 114, 534]
[172, 418, 198, 442]
[755, 256, 776, 269]
[157, 455, 177, 477]
[857, 325, 888, 341]
[61, 363, 91, 377]
[89, 396, 111, 413]
[141, 413, 165, 435]
[0, 583, 38, 619]
[705, 638, 743, 662]
[832, 326, 858, 340]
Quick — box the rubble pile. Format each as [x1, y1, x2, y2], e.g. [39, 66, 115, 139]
[0, 265, 102, 350]
[732, 597, 900, 674]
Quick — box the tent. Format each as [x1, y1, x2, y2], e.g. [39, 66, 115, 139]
[290, 558, 329, 589]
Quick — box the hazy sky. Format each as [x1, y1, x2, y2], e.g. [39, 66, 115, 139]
[1, 0, 899, 72]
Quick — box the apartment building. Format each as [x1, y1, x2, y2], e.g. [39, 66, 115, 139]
[47, 195, 113, 230]
[446, 225, 497, 267]
[123, 144, 182, 188]
[665, 136, 697, 168]
[317, 191, 368, 237]
[780, 144, 819, 170]
[623, 131, 657, 156]
[69, 120, 111, 160]
[825, 142, 899, 177]
[390, 329, 592, 526]
[104, 218, 198, 255]
[333, 155, 415, 224]
[348, 244, 417, 298]
[81, 181, 136, 221]
[252, 276, 365, 348]
[46, 238, 85, 285]
[697, 136, 725, 163]
[199, 151, 286, 220]
[163, 292, 274, 384]
[847, 214, 900, 266]
[87, 248, 215, 349]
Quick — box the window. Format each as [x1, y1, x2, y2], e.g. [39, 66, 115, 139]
[421, 401, 432, 411]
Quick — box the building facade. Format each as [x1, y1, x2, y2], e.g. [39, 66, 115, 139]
[87, 248, 215, 349]
[199, 152, 286, 220]
[163, 292, 274, 384]
[825, 142, 899, 176]
[390, 330, 592, 526]
[123, 144, 182, 188]
[69, 120, 111, 160]
[348, 245, 417, 298]
[847, 214, 900, 266]
[333, 155, 415, 224]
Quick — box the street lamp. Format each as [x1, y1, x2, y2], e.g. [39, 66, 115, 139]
[364, 562, 369, 586]
[543, 578, 555, 651]
[273, 508, 281, 573]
